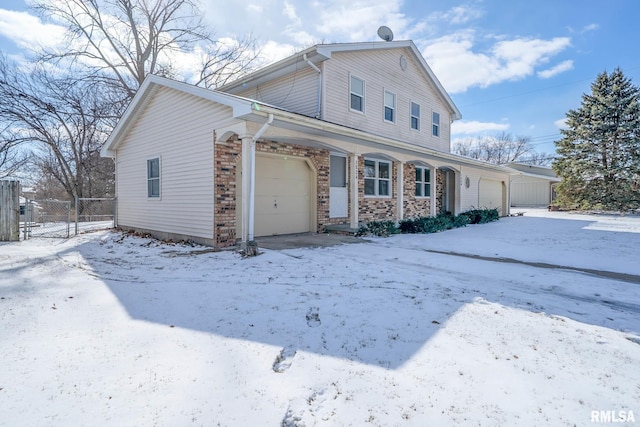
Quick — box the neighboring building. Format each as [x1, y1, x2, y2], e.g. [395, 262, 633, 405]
[508, 163, 560, 207]
[101, 40, 512, 248]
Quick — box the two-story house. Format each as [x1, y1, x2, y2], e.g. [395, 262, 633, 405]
[101, 40, 511, 248]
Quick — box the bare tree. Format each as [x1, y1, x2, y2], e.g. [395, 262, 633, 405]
[32, 0, 261, 97]
[0, 56, 116, 200]
[453, 132, 551, 165]
[0, 125, 30, 179]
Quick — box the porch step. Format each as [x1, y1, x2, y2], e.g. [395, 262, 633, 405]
[324, 223, 360, 236]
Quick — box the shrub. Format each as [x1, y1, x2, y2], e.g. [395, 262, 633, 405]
[459, 208, 499, 224]
[356, 220, 398, 237]
[359, 208, 498, 237]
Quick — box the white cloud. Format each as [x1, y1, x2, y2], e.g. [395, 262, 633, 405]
[554, 118, 568, 130]
[283, 1, 301, 26]
[314, 0, 409, 42]
[569, 23, 599, 34]
[259, 40, 299, 63]
[246, 4, 263, 14]
[537, 60, 574, 79]
[432, 5, 485, 25]
[0, 8, 65, 50]
[451, 120, 509, 135]
[422, 32, 572, 93]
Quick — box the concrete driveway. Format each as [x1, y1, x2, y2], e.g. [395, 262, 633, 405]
[255, 232, 365, 250]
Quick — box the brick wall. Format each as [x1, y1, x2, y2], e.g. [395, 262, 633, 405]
[214, 138, 451, 246]
[213, 136, 241, 247]
[403, 163, 431, 218]
[436, 169, 445, 214]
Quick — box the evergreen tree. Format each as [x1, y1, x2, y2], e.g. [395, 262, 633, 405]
[553, 68, 640, 210]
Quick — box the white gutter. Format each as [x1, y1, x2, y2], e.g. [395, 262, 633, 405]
[303, 53, 322, 119]
[246, 105, 509, 174]
[248, 113, 274, 241]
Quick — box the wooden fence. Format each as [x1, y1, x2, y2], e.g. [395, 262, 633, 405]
[0, 180, 20, 241]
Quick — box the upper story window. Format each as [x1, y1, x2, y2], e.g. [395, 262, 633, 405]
[384, 90, 396, 123]
[147, 157, 160, 198]
[364, 158, 391, 197]
[411, 102, 420, 130]
[350, 75, 365, 112]
[415, 166, 431, 197]
[432, 111, 440, 137]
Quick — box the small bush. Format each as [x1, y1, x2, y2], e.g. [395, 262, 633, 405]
[356, 220, 398, 237]
[359, 208, 498, 237]
[399, 213, 462, 233]
[459, 208, 499, 224]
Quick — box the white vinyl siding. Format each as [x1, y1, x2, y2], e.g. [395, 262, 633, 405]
[384, 90, 396, 123]
[511, 177, 553, 206]
[350, 74, 365, 112]
[364, 158, 391, 197]
[234, 66, 319, 117]
[115, 86, 229, 240]
[459, 168, 509, 215]
[323, 49, 452, 152]
[411, 102, 420, 130]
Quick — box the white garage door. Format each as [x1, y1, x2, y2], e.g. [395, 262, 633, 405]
[255, 155, 312, 236]
[479, 179, 503, 211]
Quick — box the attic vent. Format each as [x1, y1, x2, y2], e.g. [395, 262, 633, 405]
[377, 26, 394, 42]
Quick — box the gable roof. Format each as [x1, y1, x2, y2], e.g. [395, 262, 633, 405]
[100, 75, 256, 157]
[507, 162, 561, 182]
[219, 41, 462, 120]
[101, 74, 509, 174]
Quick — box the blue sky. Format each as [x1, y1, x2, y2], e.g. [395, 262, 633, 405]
[1, 0, 639, 156]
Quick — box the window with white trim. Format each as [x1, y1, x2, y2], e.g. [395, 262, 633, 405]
[411, 102, 420, 130]
[364, 158, 391, 197]
[415, 166, 431, 197]
[384, 90, 396, 123]
[432, 111, 440, 137]
[350, 75, 365, 112]
[147, 157, 160, 198]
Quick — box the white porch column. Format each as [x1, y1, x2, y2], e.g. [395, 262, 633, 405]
[430, 166, 437, 217]
[397, 161, 404, 221]
[349, 154, 359, 229]
[240, 135, 253, 245]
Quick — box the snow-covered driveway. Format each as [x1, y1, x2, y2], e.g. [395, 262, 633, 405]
[1, 209, 639, 426]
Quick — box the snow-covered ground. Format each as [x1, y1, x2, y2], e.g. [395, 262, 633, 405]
[1, 209, 639, 426]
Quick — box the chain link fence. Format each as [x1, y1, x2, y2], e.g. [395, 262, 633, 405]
[23, 199, 71, 238]
[21, 197, 116, 239]
[75, 198, 116, 234]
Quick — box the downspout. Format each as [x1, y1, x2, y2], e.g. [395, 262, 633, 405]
[248, 113, 274, 241]
[303, 53, 322, 119]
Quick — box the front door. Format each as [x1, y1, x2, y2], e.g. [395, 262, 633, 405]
[329, 154, 348, 218]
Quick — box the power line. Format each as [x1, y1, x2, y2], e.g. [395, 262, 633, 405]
[457, 64, 640, 108]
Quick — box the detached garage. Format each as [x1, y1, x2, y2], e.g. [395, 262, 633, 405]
[508, 163, 560, 207]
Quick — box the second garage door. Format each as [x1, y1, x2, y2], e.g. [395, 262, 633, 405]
[255, 155, 312, 236]
[478, 178, 503, 212]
